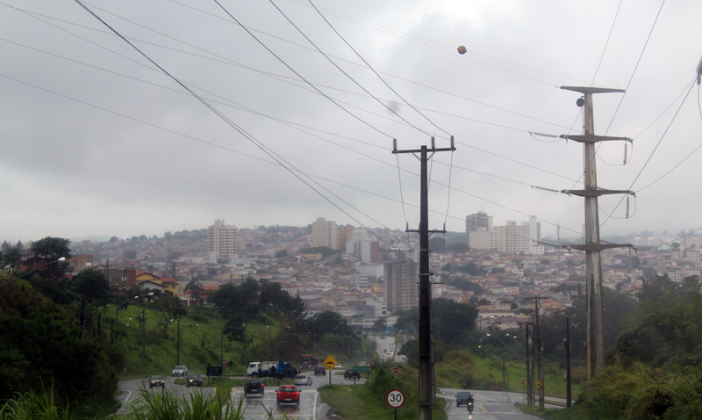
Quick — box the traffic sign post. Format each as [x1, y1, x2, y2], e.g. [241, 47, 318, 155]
[386, 389, 405, 420]
[521, 379, 525, 385]
[393, 367, 399, 377]
[324, 356, 337, 386]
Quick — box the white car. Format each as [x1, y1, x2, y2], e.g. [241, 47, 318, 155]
[294, 374, 313, 386]
[172, 365, 189, 377]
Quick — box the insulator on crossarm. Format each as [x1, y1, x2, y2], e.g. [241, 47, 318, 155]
[625, 195, 631, 219]
[623, 142, 628, 165]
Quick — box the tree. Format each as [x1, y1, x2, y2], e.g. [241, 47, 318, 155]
[275, 249, 289, 258]
[164, 231, 172, 241]
[184, 279, 205, 305]
[123, 250, 137, 260]
[374, 317, 387, 332]
[108, 236, 118, 243]
[71, 269, 111, 304]
[28, 237, 71, 279]
[153, 296, 187, 338]
[432, 299, 478, 344]
[428, 237, 446, 252]
[1, 245, 22, 272]
[446, 242, 470, 253]
[393, 308, 419, 332]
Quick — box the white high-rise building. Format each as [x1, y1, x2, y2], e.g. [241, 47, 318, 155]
[207, 219, 237, 260]
[493, 216, 542, 255]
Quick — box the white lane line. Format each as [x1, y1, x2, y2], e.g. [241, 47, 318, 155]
[313, 390, 318, 420]
[122, 390, 132, 404]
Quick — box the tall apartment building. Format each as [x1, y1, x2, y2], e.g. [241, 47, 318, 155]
[207, 219, 237, 260]
[312, 217, 339, 249]
[466, 211, 494, 249]
[385, 257, 418, 313]
[346, 238, 381, 264]
[336, 224, 355, 249]
[493, 216, 542, 255]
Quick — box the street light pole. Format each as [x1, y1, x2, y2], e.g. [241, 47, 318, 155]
[267, 326, 270, 359]
[177, 318, 181, 365]
[243, 324, 248, 366]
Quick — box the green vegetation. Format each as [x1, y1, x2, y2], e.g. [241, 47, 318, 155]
[319, 365, 446, 420]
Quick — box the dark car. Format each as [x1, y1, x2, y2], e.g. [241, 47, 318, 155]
[314, 367, 326, 376]
[344, 369, 361, 379]
[186, 374, 203, 387]
[456, 392, 473, 407]
[244, 378, 265, 396]
[149, 375, 166, 388]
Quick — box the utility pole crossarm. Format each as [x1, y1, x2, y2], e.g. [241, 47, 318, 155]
[560, 86, 625, 94]
[561, 189, 633, 197]
[560, 134, 631, 143]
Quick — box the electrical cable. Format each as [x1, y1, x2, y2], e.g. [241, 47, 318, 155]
[284, 0, 589, 84]
[600, 77, 696, 228]
[11, 2, 592, 249]
[267, 0, 433, 137]
[603, 0, 667, 136]
[209, 0, 394, 139]
[308, 0, 452, 137]
[589, 0, 623, 86]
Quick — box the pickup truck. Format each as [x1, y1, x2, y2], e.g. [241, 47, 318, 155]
[276, 385, 300, 406]
[344, 369, 361, 380]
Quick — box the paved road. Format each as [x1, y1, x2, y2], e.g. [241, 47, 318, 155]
[370, 335, 396, 361]
[440, 388, 542, 420]
[231, 368, 366, 420]
[117, 367, 366, 417]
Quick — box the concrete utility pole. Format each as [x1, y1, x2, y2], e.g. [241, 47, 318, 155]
[526, 297, 545, 410]
[393, 137, 455, 420]
[560, 86, 633, 380]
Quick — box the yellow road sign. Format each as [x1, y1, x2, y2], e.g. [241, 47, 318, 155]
[536, 381, 543, 388]
[323, 356, 337, 371]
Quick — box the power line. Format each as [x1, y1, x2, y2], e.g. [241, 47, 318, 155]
[266, 0, 433, 137]
[600, 77, 696, 228]
[284, 0, 589, 85]
[589, 0, 623, 86]
[210, 0, 394, 139]
[603, 0, 667, 135]
[308, 0, 452, 137]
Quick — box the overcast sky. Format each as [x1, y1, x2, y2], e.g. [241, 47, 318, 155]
[1, 0, 701, 244]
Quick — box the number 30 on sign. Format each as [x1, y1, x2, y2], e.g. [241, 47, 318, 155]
[386, 389, 405, 408]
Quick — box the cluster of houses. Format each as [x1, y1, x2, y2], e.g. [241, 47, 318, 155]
[4, 228, 701, 330]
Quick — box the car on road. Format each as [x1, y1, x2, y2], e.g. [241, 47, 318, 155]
[294, 374, 313, 386]
[344, 369, 361, 379]
[149, 375, 166, 388]
[186, 374, 203, 387]
[172, 365, 189, 377]
[244, 378, 265, 396]
[455, 392, 474, 407]
[314, 367, 326, 376]
[276, 385, 300, 406]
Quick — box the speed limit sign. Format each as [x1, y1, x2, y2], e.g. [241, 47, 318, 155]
[386, 389, 405, 408]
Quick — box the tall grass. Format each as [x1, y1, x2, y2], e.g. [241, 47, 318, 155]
[0, 386, 88, 420]
[126, 387, 244, 420]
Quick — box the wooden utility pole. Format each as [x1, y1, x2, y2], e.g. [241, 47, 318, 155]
[560, 86, 632, 380]
[393, 138, 455, 420]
